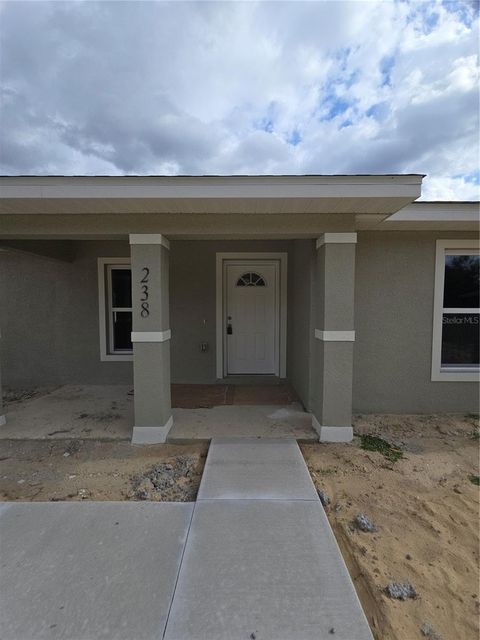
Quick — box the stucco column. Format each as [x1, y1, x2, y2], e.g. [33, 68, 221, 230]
[0, 331, 5, 427]
[312, 233, 357, 442]
[129, 234, 172, 444]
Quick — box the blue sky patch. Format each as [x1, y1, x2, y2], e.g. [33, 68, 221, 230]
[452, 170, 480, 185]
[464, 170, 480, 185]
[406, 1, 441, 34]
[287, 129, 302, 146]
[334, 46, 352, 72]
[315, 56, 360, 123]
[380, 55, 395, 87]
[343, 70, 359, 90]
[253, 101, 278, 134]
[320, 97, 351, 121]
[255, 117, 274, 133]
[366, 102, 389, 121]
[442, 0, 478, 27]
[424, 10, 440, 31]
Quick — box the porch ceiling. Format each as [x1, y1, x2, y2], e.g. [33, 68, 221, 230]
[0, 175, 423, 216]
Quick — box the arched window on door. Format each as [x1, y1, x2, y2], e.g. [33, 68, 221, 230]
[236, 272, 266, 287]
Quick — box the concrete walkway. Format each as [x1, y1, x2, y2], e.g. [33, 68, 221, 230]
[164, 438, 373, 640]
[0, 439, 372, 640]
[0, 501, 193, 640]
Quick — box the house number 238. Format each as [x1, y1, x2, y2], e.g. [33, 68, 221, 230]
[140, 267, 150, 317]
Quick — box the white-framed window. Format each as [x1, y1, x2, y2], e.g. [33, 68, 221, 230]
[431, 240, 479, 381]
[97, 258, 133, 361]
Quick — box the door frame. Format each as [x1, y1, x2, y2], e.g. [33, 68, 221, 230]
[216, 252, 287, 379]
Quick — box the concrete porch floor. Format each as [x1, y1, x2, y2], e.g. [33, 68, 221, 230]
[1, 384, 317, 441]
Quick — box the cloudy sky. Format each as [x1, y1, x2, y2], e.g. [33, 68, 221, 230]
[0, 0, 478, 199]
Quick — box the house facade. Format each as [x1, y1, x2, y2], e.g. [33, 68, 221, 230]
[0, 175, 478, 443]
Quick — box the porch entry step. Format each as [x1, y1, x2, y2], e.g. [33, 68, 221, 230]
[171, 383, 299, 408]
[164, 438, 373, 640]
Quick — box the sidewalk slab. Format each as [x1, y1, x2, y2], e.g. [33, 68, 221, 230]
[0, 501, 193, 640]
[197, 437, 318, 500]
[163, 499, 373, 640]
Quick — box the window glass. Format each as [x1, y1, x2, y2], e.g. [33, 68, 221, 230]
[236, 272, 266, 287]
[443, 254, 479, 308]
[441, 313, 479, 367]
[113, 311, 132, 351]
[111, 269, 132, 308]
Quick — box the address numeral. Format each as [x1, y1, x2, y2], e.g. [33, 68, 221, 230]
[140, 267, 150, 317]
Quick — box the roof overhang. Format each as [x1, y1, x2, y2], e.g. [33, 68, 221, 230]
[0, 175, 423, 216]
[369, 201, 479, 231]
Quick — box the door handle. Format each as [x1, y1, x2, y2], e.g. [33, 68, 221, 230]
[227, 323, 233, 335]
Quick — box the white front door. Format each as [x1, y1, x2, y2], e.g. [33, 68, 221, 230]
[225, 261, 279, 374]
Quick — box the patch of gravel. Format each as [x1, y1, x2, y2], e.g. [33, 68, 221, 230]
[420, 622, 442, 639]
[130, 455, 199, 502]
[3, 388, 47, 406]
[353, 513, 377, 532]
[63, 440, 81, 456]
[317, 489, 331, 508]
[76, 411, 123, 422]
[385, 582, 417, 600]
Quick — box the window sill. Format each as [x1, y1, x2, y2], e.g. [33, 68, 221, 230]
[100, 354, 133, 362]
[431, 369, 480, 382]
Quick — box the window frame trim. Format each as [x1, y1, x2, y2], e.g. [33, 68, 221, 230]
[97, 257, 133, 362]
[431, 240, 480, 382]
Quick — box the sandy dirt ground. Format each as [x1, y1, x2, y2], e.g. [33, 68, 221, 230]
[302, 413, 480, 640]
[1, 412, 478, 640]
[0, 440, 208, 502]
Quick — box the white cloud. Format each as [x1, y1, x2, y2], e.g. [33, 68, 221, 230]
[0, 0, 478, 200]
[422, 175, 480, 200]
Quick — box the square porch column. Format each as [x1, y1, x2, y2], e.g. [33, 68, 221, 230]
[0, 331, 5, 427]
[312, 233, 357, 442]
[129, 234, 172, 444]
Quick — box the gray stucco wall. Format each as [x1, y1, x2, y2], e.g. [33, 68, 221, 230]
[287, 240, 315, 409]
[1, 239, 303, 388]
[2, 233, 478, 415]
[353, 231, 479, 413]
[170, 240, 292, 383]
[0, 241, 133, 387]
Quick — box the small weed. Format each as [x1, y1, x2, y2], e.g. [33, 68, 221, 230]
[360, 434, 404, 463]
[318, 467, 337, 476]
[468, 475, 480, 486]
[467, 414, 480, 439]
